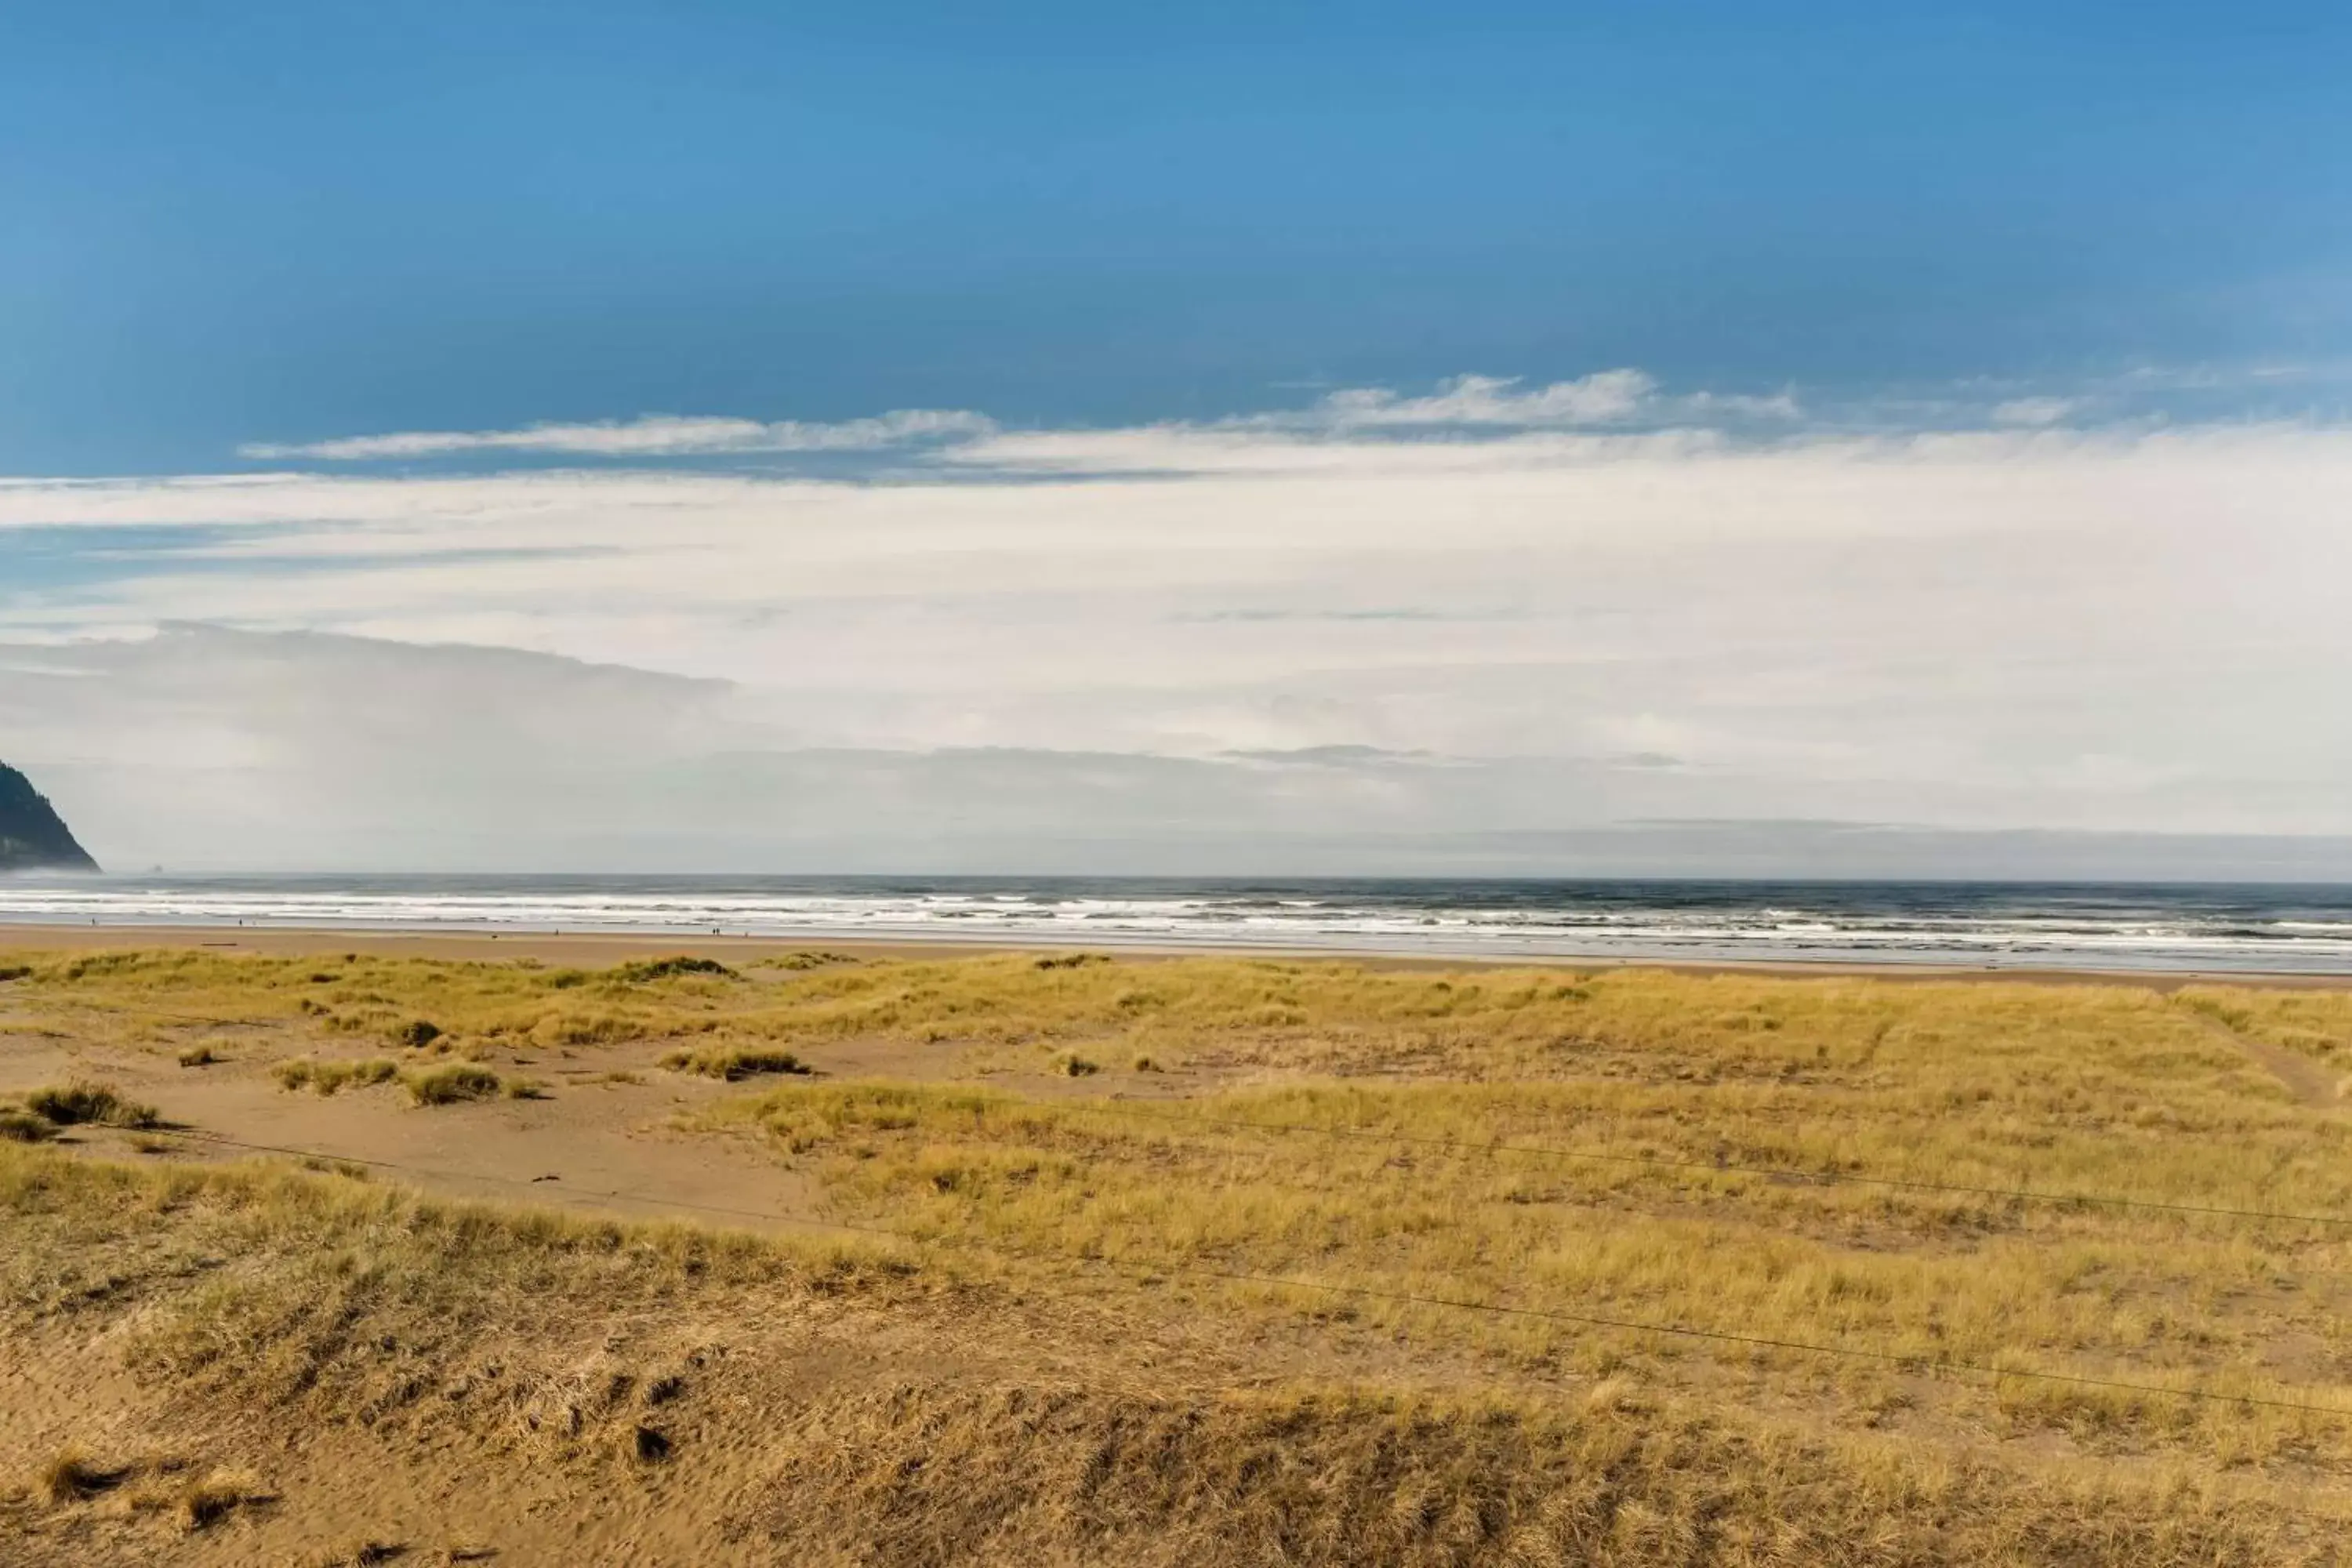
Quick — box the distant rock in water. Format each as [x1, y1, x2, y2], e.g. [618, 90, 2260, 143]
[0, 763, 99, 872]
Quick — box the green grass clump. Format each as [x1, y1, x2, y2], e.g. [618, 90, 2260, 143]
[22, 1080, 159, 1129]
[659, 1044, 809, 1081]
[401, 1063, 503, 1105]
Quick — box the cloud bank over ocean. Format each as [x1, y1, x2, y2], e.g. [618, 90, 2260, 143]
[5, 374, 2350, 872]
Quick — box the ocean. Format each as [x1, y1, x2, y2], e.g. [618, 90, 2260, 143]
[2, 874, 2350, 973]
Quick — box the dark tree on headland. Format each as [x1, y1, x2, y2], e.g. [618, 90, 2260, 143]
[0, 762, 99, 872]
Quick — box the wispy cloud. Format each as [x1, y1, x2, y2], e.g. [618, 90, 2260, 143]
[233, 370, 1812, 467]
[1990, 396, 2085, 427]
[240, 408, 997, 461]
[1296, 369, 1664, 428]
[220, 361, 2352, 475]
[1270, 370, 1802, 431]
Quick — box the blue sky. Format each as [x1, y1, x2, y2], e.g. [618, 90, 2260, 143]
[5, 4, 2352, 871]
[5, 2, 2350, 474]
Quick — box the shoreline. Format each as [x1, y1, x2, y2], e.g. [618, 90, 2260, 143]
[3, 920, 2349, 989]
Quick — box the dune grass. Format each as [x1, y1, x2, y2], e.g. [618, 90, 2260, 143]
[0, 1106, 56, 1143]
[5, 946, 2351, 1560]
[657, 1044, 808, 1080]
[702, 1075, 2352, 1464]
[18, 1080, 159, 1130]
[9, 942, 2345, 1087]
[401, 1063, 504, 1105]
[176, 1468, 264, 1532]
[2, 1134, 2340, 1563]
[272, 1057, 399, 1095]
[37, 1445, 116, 1505]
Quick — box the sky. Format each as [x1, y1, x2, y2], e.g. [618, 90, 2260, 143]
[3, 2, 2350, 873]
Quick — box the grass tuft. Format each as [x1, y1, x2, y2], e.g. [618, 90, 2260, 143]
[401, 1063, 503, 1105]
[659, 1044, 809, 1081]
[38, 1445, 119, 1504]
[24, 1080, 159, 1128]
[178, 1468, 263, 1532]
[614, 955, 739, 983]
[274, 1058, 399, 1095]
[0, 1105, 57, 1143]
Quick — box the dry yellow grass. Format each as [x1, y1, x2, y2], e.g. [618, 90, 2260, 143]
[401, 1062, 504, 1105]
[706, 1076, 2352, 1461]
[658, 1043, 809, 1080]
[0, 1105, 54, 1143]
[36, 1446, 112, 1505]
[2, 1135, 2340, 1564]
[174, 1467, 263, 1533]
[5, 944, 2351, 1562]
[272, 1057, 399, 1095]
[2180, 985, 2352, 1072]
[16, 1079, 160, 1129]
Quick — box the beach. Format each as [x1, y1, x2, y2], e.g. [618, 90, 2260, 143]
[7, 874, 2352, 975]
[5, 937, 2350, 1561]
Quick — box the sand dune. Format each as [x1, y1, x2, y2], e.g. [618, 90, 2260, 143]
[4, 943, 2349, 1563]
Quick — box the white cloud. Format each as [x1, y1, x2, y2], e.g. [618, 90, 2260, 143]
[8, 395, 2352, 866]
[1264, 370, 1805, 433]
[216, 361, 2346, 483]
[228, 368, 1814, 468]
[1991, 396, 2084, 427]
[238, 408, 997, 460]
[1298, 369, 1662, 428]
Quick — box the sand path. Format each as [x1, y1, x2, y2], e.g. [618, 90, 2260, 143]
[2183, 1011, 2341, 1106]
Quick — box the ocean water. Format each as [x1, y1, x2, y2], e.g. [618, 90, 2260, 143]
[2, 874, 2350, 973]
